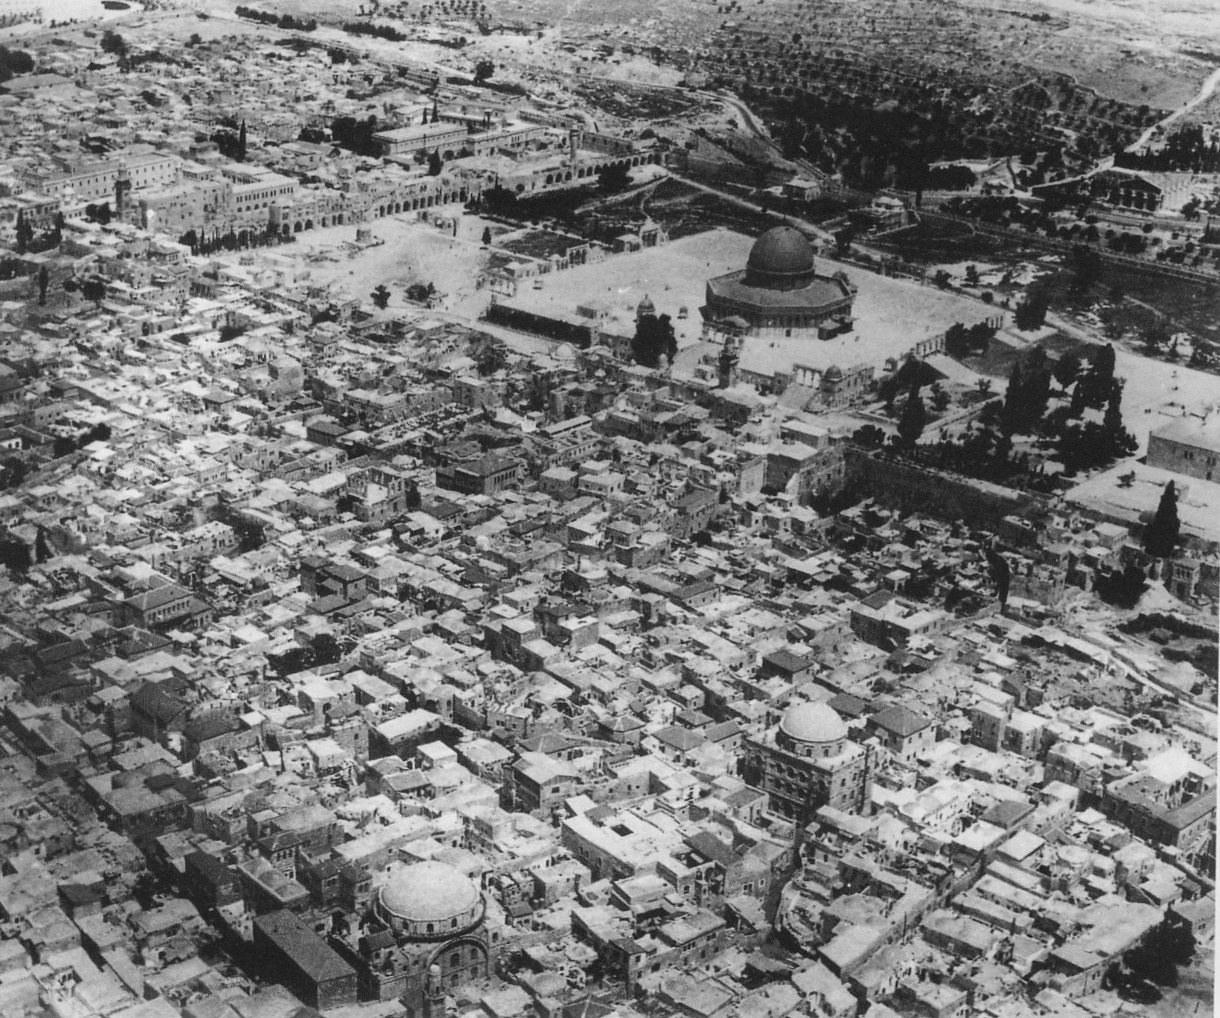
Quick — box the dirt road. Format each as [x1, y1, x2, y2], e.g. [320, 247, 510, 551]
[1127, 65, 1220, 152]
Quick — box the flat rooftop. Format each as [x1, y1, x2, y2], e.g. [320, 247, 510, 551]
[1064, 460, 1220, 544]
[1150, 413, 1220, 454]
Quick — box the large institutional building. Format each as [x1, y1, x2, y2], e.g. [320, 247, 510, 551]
[1147, 414, 1220, 482]
[352, 860, 500, 1008]
[701, 226, 856, 344]
[742, 701, 876, 820]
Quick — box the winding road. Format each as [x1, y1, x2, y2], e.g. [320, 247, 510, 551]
[1126, 64, 1220, 153]
[711, 90, 772, 141]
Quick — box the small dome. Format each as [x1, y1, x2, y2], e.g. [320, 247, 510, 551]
[746, 227, 815, 285]
[637, 294, 656, 316]
[379, 861, 479, 923]
[780, 701, 847, 745]
[823, 365, 844, 382]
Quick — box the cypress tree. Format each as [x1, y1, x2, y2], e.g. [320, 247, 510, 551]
[1000, 361, 1024, 436]
[238, 119, 247, 162]
[1102, 381, 1136, 461]
[897, 386, 927, 450]
[1082, 343, 1116, 409]
[1094, 343, 1116, 380]
[1024, 347, 1051, 425]
[1144, 480, 1181, 558]
[35, 528, 50, 563]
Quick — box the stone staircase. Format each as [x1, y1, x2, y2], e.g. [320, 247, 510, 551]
[778, 383, 820, 412]
[447, 289, 493, 323]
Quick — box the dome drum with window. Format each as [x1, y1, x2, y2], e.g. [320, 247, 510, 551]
[777, 700, 848, 758]
[701, 226, 857, 341]
[374, 861, 484, 940]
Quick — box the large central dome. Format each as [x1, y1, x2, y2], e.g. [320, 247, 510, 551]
[746, 226, 816, 289]
[780, 701, 847, 745]
[379, 861, 480, 923]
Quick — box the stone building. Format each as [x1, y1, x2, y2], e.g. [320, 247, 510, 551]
[1147, 415, 1220, 482]
[742, 701, 876, 820]
[702, 227, 856, 344]
[349, 860, 500, 1008]
[252, 910, 358, 1011]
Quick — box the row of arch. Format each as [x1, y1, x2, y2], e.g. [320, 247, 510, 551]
[271, 151, 655, 235]
[286, 213, 342, 234]
[542, 154, 659, 187]
[373, 189, 469, 218]
[280, 188, 474, 234]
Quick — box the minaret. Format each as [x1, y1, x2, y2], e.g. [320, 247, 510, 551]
[717, 332, 739, 389]
[114, 161, 131, 220]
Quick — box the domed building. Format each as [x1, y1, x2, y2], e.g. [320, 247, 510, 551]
[353, 860, 499, 1007]
[742, 700, 876, 820]
[701, 227, 856, 343]
[778, 701, 848, 753]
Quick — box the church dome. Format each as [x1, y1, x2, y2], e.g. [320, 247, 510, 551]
[379, 861, 480, 924]
[637, 294, 656, 317]
[746, 227, 815, 287]
[780, 701, 847, 745]
[823, 365, 844, 383]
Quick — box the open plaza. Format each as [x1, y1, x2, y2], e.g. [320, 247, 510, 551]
[508, 227, 1002, 374]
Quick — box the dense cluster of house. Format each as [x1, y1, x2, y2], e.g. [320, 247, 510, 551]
[0, 20, 1215, 1018]
[0, 239, 1215, 1018]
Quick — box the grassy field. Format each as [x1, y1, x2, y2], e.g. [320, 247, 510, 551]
[494, 177, 780, 245]
[873, 217, 1010, 262]
[637, 179, 778, 240]
[961, 0, 1218, 107]
[1033, 264, 1220, 341]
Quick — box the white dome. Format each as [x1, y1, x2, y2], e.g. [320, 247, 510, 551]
[780, 701, 847, 745]
[378, 861, 479, 923]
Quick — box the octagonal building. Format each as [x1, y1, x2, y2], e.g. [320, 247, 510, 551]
[701, 226, 856, 343]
